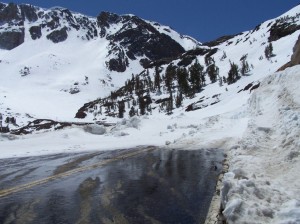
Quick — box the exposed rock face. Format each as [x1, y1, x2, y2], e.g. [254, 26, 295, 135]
[19, 4, 38, 22]
[269, 22, 300, 42]
[29, 26, 42, 40]
[106, 44, 129, 72]
[46, 27, 68, 43]
[0, 29, 24, 50]
[97, 11, 120, 38]
[97, 12, 185, 72]
[277, 34, 300, 71]
[0, 3, 21, 24]
[0, 3, 99, 48]
[291, 34, 300, 65]
[0, 3, 193, 71]
[0, 3, 25, 49]
[203, 34, 237, 47]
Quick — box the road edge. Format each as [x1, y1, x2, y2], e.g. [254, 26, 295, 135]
[204, 154, 229, 224]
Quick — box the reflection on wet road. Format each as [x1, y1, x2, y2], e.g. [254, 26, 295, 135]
[0, 147, 223, 224]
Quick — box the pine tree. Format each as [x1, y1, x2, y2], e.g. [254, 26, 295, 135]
[241, 58, 250, 76]
[165, 64, 176, 93]
[227, 62, 240, 84]
[177, 67, 190, 96]
[205, 55, 214, 66]
[135, 75, 140, 95]
[206, 62, 219, 83]
[154, 66, 161, 93]
[118, 101, 125, 118]
[220, 51, 227, 61]
[264, 42, 274, 59]
[166, 97, 173, 114]
[189, 59, 204, 95]
[176, 91, 183, 108]
[139, 96, 146, 115]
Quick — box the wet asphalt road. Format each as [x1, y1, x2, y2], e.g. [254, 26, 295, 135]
[0, 146, 223, 224]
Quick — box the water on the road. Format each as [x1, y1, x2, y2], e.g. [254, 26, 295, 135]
[0, 147, 223, 224]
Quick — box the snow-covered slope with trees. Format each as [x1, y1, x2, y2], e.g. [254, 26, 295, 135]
[0, 2, 199, 127]
[0, 2, 300, 224]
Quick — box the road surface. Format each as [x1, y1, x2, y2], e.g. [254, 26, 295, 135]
[0, 146, 223, 224]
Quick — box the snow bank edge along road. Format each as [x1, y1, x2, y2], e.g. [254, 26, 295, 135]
[221, 65, 300, 224]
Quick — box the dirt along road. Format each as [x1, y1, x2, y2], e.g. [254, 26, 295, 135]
[0, 146, 223, 224]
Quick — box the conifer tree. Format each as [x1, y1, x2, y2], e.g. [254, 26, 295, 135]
[139, 96, 146, 115]
[220, 51, 227, 61]
[135, 75, 140, 95]
[154, 66, 161, 92]
[176, 91, 183, 108]
[227, 62, 240, 84]
[177, 67, 190, 96]
[167, 97, 173, 114]
[165, 64, 176, 93]
[118, 101, 125, 118]
[264, 42, 274, 59]
[205, 55, 214, 66]
[206, 62, 219, 83]
[189, 59, 204, 95]
[241, 58, 250, 76]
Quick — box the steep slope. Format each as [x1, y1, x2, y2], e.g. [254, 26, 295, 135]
[0, 2, 199, 126]
[76, 5, 300, 122]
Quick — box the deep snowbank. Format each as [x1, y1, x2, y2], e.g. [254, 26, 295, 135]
[221, 65, 300, 224]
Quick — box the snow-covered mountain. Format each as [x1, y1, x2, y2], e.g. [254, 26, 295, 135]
[0, 2, 199, 126]
[1, 3, 300, 224]
[75, 4, 300, 122]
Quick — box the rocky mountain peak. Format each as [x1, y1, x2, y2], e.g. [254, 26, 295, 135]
[96, 11, 186, 71]
[0, 2, 198, 72]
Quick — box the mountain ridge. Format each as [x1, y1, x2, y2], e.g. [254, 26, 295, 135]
[0, 2, 299, 127]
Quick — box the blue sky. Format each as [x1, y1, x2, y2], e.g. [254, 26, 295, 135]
[2, 1, 299, 42]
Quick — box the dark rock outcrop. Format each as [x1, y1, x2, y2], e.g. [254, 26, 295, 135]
[97, 12, 186, 72]
[29, 25, 42, 40]
[278, 34, 300, 71]
[0, 3, 194, 74]
[269, 22, 300, 42]
[290, 34, 300, 65]
[0, 29, 24, 50]
[97, 11, 121, 37]
[107, 16, 185, 61]
[0, 3, 21, 24]
[20, 4, 38, 22]
[46, 27, 68, 43]
[108, 58, 128, 73]
[106, 44, 129, 72]
[203, 34, 237, 47]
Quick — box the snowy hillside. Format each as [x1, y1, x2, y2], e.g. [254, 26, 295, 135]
[76, 4, 300, 123]
[0, 2, 199, 126]
[0, 2, 300, 224]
